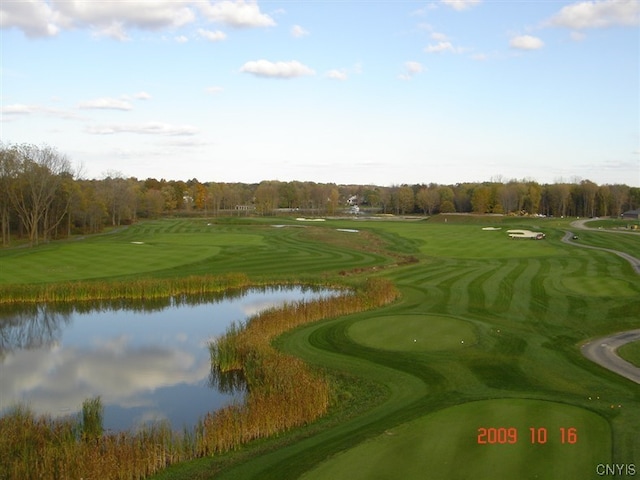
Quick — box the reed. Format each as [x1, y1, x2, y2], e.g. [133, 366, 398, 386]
[0, 273, 252, 305]
[81, 397, 104, 441]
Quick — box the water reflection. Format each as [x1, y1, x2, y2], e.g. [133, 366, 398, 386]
[209, 367, 247, 396]
[0, 287, 331, 431]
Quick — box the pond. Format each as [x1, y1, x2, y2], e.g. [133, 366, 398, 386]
[0, 287, 334, 432]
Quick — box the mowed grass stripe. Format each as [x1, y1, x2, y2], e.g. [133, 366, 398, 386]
[541, 258, 572, 327]
[481, 259, 521, 313]
[529, 257, 550, 320]
[506, 259, 541, 322]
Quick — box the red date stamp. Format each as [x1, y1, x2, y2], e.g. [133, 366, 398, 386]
[477, 427, 577, 445]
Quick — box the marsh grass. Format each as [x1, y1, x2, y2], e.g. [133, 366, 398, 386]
[0, 273, 252, 304]
[81, 397, 104, 441]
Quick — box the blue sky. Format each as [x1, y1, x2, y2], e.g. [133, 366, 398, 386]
[1, 0, 638, 186]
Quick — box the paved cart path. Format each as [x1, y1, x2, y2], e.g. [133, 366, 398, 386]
[581, 331, 640, 385]
[562, 222, 640, 274]
[562, 220, 640, 384]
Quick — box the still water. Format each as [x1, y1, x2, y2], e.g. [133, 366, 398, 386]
[0, 287, 333, 431]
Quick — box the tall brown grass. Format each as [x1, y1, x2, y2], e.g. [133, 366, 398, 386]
[0, 273, 252, 304]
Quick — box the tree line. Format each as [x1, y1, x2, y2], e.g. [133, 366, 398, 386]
[2, 143, 638, 246]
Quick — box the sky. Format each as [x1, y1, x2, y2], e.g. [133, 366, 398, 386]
[1, 0, 639, 187]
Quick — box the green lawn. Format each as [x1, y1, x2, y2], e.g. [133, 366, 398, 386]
[617, 341, 640, 368]
[347, 314, 477, 352]
[2, 215, 639, 480]
[301, 399, 610, 480]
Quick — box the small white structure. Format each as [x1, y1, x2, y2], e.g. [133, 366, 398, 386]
[507, 229, 545, 240]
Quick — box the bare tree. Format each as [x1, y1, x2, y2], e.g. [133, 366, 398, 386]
[7, 144, 72, 246]
[0, 145, 18, 246]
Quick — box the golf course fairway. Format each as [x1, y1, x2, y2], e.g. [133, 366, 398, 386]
[1, 216, 638, 480]
[300, 399, 611, 480]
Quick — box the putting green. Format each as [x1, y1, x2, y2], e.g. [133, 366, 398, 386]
[347, 314, 477, 352]
[301, 399, 611, 480]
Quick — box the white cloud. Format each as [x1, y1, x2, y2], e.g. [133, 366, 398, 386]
[175, 35, 189, 43]
[198, 0, 276, 28]
[206, 86, 224, 94]
[510, 35, 544, 50]
[1, 0, 196, 38]
[425, 41, 464, 53]
[1, 104, 38, 115]
[547, 0, 640, 29]
[240, 60, 315, 78]
[398, 61, 424, 81]
[79, 98, 134, 111]
[92, 21, 130, 41]
[134, 91, 152, 100]
[54, 0, 196, 30]
[0, 0, 64, 37]
[1, 103, 84, 121]
[291, 24, 309, 38]
[86, 122, 199, 136]
[326, 69, 348, 81]
[431, 31, 449, 41]
[441, 0, 482, 11]
[198, 28, 227, 41]
[1, 0, 277, 39]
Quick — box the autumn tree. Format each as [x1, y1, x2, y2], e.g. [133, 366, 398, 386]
[6, 144, 73, 246]
[471, 185, 491, 213]
[327, 187, 340, 215]
[254, 181, 280, 215]
[397, 185, 415, 214]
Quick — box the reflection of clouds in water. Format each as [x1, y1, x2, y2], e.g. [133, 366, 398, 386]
[241, 299, 282, 317]
[0, 336, 209, 418]
[91, 333, 131, 354]
[0, 287, 335, 429]
[240, 290, 331, 318]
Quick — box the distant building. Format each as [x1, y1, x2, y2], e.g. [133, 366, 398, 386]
[621, 209, 640, 220]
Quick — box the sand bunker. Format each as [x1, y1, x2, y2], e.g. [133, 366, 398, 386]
[507, 229, 545, 240]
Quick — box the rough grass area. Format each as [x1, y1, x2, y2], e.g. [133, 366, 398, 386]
[300, 399, 611, 480]
[617, 341, 640, 368]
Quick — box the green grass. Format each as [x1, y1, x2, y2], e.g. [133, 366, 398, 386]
[347, 314, 477, 352]
[0, 219, 388, 283]
[300, 399, 611, 480]
[617, 341, 640, 368]
[2, 215, 639, 480]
